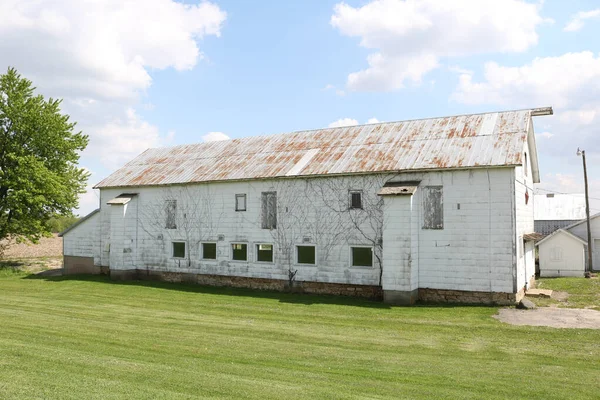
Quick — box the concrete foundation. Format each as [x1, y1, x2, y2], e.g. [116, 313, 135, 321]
[383, 289, 418, 305]
[63, 256, 106, 275]
[418, 288, 518, 305]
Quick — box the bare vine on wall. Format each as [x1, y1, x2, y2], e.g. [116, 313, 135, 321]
[138, 184, 225, 267]
[250, 174, 390, 286]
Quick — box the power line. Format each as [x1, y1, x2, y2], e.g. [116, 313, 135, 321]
[534, 187, 600, 202]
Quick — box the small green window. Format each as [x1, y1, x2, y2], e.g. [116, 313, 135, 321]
[297, 245, 315, 265]
[172, 242, 186, 258]
[351, 247, 372, 267]
[256, 244, 273, 262]
[202, 243, 217, 260]
[232, 243, 248, 261]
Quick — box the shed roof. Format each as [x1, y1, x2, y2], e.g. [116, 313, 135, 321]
[95, 108, 546, 189]
[536, 228, 588, 247]
[58, 209, 99, 237]
[561, 212, 600, 232]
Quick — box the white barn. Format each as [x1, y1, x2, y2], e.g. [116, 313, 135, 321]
[61, 108, 551, 305]
[534, 193, 586, 235]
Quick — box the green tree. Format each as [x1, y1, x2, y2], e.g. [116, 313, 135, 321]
[0, 67, 89, 249]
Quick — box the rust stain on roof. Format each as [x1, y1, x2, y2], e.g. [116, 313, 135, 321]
[95, 109, 536, 188]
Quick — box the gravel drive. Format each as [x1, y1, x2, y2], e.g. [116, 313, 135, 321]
[494, 307, 600, 329]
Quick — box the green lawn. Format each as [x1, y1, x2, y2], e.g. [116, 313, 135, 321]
[0, 269, 599, 399]
[535, 277, 600, 309]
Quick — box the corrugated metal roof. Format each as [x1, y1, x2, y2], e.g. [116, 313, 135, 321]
[95, 109, 536, 189]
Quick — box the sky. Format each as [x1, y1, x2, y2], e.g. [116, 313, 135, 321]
[0, 0, 599, 216]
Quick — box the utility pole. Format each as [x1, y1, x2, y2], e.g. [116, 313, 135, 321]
[577, 148, 593, 275]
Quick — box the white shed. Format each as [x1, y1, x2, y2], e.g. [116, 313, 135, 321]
[537, 229, 587, 277]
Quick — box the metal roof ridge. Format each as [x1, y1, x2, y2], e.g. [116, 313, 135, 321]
[139, 108, 545, 153]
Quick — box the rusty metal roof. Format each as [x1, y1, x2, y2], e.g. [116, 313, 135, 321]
[95, 109, 540, 189]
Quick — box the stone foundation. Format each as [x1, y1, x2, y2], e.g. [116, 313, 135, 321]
[104, 268, 521, 305]
[418, 288, 518, 305]
[110, 269, 382, 300]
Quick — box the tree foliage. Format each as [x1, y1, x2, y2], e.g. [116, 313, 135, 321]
[0, 67, 89, 245]
[46, 215, 81, 234]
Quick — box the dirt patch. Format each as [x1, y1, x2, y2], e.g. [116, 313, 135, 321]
[1, 234, 62, 258]
[494, 308, 600, 329]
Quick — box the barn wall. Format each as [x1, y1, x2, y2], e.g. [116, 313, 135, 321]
[62, 211, 101, 273]
[515, 140, 536, 292]
[538, 233, 585, 277]
[97, 167, 518, 298]
[404, 168, 516, 294]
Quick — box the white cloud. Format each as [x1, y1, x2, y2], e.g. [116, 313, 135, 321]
[88, 108, 174, 168]
[324, 83, 346, 96]
[0, 0, 226, 100]
[329, 118, 359, 128]
[331, 0, 546, 91]
[564, 9, 600, 32]
[537, 132, 554, 139]
[329, 117, 380, 127]
[0, 0, 227, 215]
[452, 52, 600, 108]
[202, 132, 231, 142]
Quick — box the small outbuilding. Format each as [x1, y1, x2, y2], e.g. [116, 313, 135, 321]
[537, 229, 587, 277]
[537, 212, 600, 276]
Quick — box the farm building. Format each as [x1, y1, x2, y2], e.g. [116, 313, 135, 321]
[534, 193, 586, 235]
[537, 213, 600, 277]
[61, 108, 552, 305]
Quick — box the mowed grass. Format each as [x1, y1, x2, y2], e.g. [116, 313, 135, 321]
[0, 271, 599, 399]
[535, 277, 600, 310]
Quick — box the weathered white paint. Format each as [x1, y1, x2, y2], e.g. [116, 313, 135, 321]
[538, 230, 586, 277]
[65, 166, 529, 295]
[514, 136, 536, 291]
[62, 211, 101, 266]
[534, 194, 586, 220]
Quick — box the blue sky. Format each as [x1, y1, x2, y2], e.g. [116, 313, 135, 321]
[0, 0, 599, 214]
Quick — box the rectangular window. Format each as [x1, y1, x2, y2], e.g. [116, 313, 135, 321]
[261, 191, 277, 229]
[297, 245, 316, 265]
[235, 194, 246, 211]
[351, 247, 373, 267]
[165, 200, 177, 229]
[256, 244, 273, 262]
[201, 242, 217, 260]
[231, 243, 248, 261]
[172, 241, 186, 258]
[349, 190, 363, 209]
[422, 186, 443, 229]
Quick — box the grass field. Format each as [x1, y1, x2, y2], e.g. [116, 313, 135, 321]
[0, 268, 599, 399]
[535, 277, 600, 310]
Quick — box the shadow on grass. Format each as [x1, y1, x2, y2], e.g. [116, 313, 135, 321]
[25, 273, 395, 309]
[24, 273, 499, 310]
[0, 259, 27, 274]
